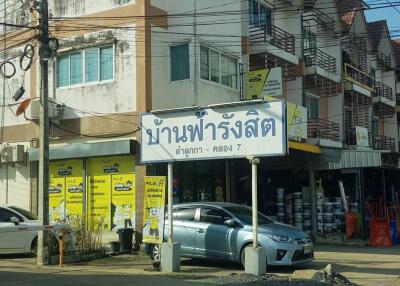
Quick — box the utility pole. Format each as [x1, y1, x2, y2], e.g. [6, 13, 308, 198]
[37, 0, 50, 266]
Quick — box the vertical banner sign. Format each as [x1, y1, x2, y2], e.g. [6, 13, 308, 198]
[87, 175, 111, 230]
[49, 160, 83, 221]
[246, 67, 282, 100]
[143, 176, 166, 244]
[111, 174, 136, 229]
[49, 177, 65, 223]
[65, 177, 83, 220]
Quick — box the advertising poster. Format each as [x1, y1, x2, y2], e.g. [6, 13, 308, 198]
[50, 160, 82, 177]
[143, 176, 166, 244]
[111, 174, 136, 229]
[65, 177, 83, 220]
[49, 177, 65, 223]
[87, 175, 111, 230]
[87, 156, 135, 175]
[246, 67, 282, 100]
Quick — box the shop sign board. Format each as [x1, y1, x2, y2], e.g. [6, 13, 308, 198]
[141, 101, 287, 163]
[245, 68, 282, 100]
[356, 126, 369, 147]
[287, 102, 307, 141]
[143, 176, 166, 244]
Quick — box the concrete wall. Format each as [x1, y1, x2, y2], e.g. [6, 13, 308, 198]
[49, 0, 133, 17]
[150, 0, 242, 110]
[0, 142, 31, 210]
[49, 27, 137, 119]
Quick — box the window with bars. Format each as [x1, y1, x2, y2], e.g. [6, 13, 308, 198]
[200, 45, 238, 89]
[248, 0, 272, 33]
[57, 46, 114, 88]
[306, 95, 319, 119]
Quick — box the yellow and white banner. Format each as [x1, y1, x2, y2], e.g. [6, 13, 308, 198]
[65, 177, 83, 220]
[87, 175, 111, 230]
[143, 176, 166, 244]
[112, 174, 136, 229]
[49, 177, 65, 223]
[245, 67, 282, 100]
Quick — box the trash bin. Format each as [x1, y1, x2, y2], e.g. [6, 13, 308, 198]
[117, 228, 134, 253]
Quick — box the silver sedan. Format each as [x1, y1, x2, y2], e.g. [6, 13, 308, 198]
[149, 202, 313, 267]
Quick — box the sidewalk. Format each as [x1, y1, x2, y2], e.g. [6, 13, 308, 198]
[1, 246, 400, 285]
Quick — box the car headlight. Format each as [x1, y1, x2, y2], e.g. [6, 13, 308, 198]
[266, 234, 295, 243]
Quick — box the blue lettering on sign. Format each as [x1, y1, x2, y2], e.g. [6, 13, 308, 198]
[145, 110, 276, 146]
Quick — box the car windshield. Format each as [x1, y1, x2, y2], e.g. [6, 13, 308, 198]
[9, 207, 38, 220]
[225, 205, 273, 225]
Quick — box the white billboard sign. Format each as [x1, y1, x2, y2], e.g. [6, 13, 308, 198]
[356, 126, 369, 147]
[141, 101, 287, 163]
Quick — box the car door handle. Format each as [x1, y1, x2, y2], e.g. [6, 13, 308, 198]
[197, 229, 205, 234]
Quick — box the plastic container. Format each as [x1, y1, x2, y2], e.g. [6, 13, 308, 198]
[324, 202, 334, 212]
[276, 188, 285, 199]
[117, 228, 134, 253]
[324, 212, 334, 223]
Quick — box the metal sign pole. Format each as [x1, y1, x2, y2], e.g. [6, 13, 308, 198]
[168, 162, 173, 243]
[252, 159, 258, 248]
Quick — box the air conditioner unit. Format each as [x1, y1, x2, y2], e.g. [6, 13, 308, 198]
[1, 145, 25, 163]
[27, 98, 64, 120]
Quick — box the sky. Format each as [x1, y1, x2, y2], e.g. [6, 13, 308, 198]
[365, 1, 400, 39]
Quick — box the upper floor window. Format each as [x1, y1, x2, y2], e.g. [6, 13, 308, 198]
[200, 45, 238, 89]
[303, 29, 316, 51]
[248, 0, 272, 33]
[57, 46, 113, 88]
[170, 43, 190, 81]
[306, 95, 319, 119]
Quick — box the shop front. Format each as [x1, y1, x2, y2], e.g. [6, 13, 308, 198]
[29, 140, 137, 238]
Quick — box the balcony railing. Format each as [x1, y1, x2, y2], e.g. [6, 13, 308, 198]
[308, 118, 340, 142]
[376, 51, 392, 72]
[249, 23, 295, 55]
[373, 81, 393, 101]
[304, 48, 337, 74]
[344, 63, 375, 90]
[373, 135, 395, 152]
[303, 8, 335, 32]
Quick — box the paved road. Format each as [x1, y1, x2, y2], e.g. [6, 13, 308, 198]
[1, 246, 400, 286]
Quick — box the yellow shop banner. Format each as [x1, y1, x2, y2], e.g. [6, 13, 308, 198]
[65, 177, 83, 220]
[143, 176, 166, 244]
[111, 174, 136, 229]
[87, 156, 135, 175]
[50, 160, 83, 178]
[49, 177, 65, 223]
[87, 175, 111, 230]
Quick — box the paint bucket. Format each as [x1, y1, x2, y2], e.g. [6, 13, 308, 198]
[324, 223, 333, 233]
[317, 214, 323, 224]
[292, 192, 302, 199]
[276, 188, 285, 200]
[324, 202, 334, 212]
[324, 212, 334, 223]
[304, 219, 312, 227]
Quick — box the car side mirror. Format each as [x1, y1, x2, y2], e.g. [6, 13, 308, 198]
[224, 219, 240, 228]
[10, 217, 20, 225]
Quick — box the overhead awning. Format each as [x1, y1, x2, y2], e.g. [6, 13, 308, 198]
[313, 148, 382, 170]
[29, 140, 136, 161]
[289, 141, 321, 154]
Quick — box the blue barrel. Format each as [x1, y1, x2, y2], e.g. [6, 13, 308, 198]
[389, 220, 398, 246]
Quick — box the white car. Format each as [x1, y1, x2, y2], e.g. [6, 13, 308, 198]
[0, 205, 60, 254]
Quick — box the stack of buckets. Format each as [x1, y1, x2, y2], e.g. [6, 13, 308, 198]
[276, 188, 285, 223]
[303, 202, 312, 233]
[285, 193, 293, 225]
[293, 192, 303, 230]
[323, 200, 335, 234]
[316, 193, 324, 235]
[334, 197, 345, 233]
